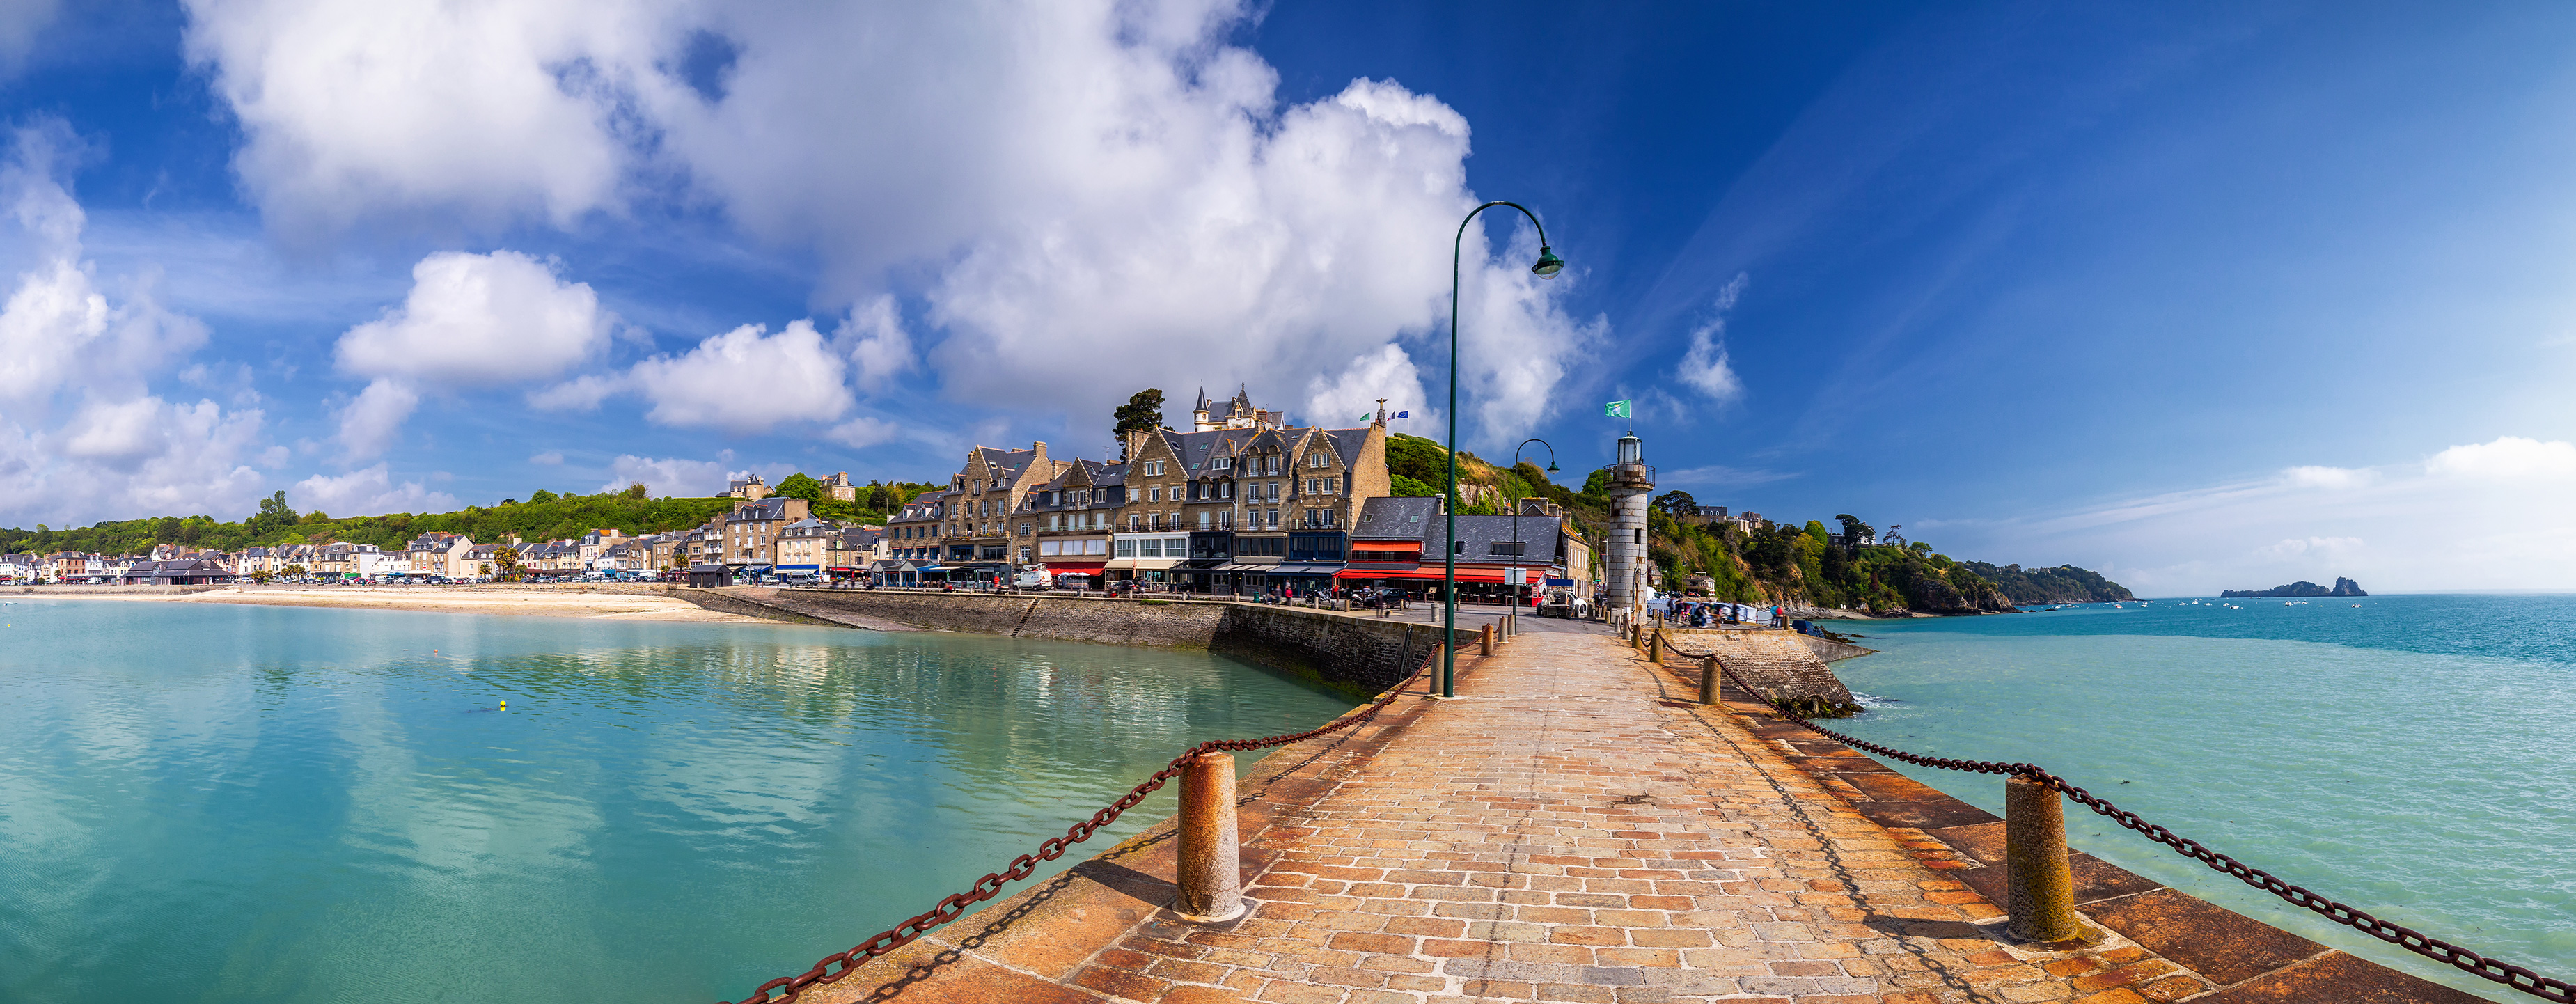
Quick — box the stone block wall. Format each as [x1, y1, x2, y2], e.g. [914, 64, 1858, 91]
[1209, 606, 1468, 695]
[769, 589, 1473, 694]
[1663, 627, 1857, 707]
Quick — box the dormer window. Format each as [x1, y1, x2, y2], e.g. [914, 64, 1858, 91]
[1213, 457, 1231, 471]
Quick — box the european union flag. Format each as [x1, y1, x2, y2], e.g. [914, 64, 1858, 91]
[1395, 410, 1409, 418]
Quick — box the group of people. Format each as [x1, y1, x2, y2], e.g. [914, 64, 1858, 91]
[1664, 599, 1787, 629]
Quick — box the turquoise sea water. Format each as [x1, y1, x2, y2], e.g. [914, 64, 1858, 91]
[0, 600, 1352, 1003]
[1831, 594, 2576, 999]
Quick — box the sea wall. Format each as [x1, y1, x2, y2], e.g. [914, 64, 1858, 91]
[768, 589, 1472, 694]
[668, 587, 847, 627]
[1209, 606, 1469, 695]
[1663, 627, 1858, 708]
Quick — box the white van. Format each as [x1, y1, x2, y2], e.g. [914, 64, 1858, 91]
[1012, 569, 1051, 589]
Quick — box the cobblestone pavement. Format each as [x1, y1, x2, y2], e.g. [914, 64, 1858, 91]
[1056, 632, 2196, 1004]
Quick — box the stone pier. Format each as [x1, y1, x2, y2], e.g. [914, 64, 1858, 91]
[781, 630, 2488, 1004]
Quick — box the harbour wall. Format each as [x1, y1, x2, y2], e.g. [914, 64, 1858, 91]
[761, 589, 1473, 695]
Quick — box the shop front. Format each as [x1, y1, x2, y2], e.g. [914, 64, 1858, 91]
[1333, 565, 1507, 600]
[1108, 532, 1191, 587]
[1039, 534, 1110, 588]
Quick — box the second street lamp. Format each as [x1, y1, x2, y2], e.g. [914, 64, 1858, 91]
[1511, 438, 1559, 613]
[1443, 201, 1562, 698]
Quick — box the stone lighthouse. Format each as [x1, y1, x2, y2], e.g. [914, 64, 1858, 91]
[1603, 430, 1655, 623]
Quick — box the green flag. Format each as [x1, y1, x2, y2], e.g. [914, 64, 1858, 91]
[1603, 399, 1631, 418]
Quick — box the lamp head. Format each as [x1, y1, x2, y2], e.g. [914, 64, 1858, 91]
[1546, 460, 1560, 473]
[1531, 246, 1564, 279]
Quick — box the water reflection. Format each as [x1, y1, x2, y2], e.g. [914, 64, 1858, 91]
[0, 599, 1351, 1003]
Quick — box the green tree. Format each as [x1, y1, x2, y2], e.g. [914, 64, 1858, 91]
[775, 472, 826, 502]
[1390, 474, 1439, 497]
[528, 489, 560, 504]
[1113, 389, 1165, 458]
[1804, 519, 1830, 546]
[622, 483, 649, 500]
[247, 490, 294, 537]
[1654, 489, 1698, 516]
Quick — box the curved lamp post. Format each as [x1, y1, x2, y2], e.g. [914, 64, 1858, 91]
[1509, 439, 1559, 614]
[1443, 202, 1563, 698]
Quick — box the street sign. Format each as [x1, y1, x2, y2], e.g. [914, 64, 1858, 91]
[1507, 567, 1525, 585]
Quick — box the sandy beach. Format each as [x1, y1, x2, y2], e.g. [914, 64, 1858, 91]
[66, 586, 773, 622]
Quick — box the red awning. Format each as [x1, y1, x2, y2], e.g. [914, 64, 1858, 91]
[1333, 567, 1506, 583]
[1351, 540, 1422, 551]
[1047, 563, 1106, 574]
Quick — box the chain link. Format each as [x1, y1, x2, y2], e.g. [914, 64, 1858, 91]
[721, 651, 1436, 1004]
[1657, 628, 2573, 1003]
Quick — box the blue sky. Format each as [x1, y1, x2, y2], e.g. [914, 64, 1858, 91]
[6, 0, 2575, 594]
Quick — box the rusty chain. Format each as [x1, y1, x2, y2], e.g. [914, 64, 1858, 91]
[721, 651, 1435, 1004]
[1657, 627, 2574, 1004]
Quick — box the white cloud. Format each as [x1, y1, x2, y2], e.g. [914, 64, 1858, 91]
[528, 450, 563, 465]
[1303, 343, 1429, 430]
[336, 250, 607, 385]
[1933, 434, 2576, 595]
[0, 122, 267, 526]
[334, 377, 418, 460]
[526, 372, 621, 411]
[291, 463, 458, 517]
[180, 0, 649, 240]
[627, 320, 851, 433]
[1677, 273, 1747, 402]
[825, 416, 900, 450]
[2421, 436, 2576, 480]
[327, 249, 608, 457]
[182, 2, 1608, 447]
[602, 454, 726, 496]
[838, 295, 913, 393]
[2280, 465, 2375, 490]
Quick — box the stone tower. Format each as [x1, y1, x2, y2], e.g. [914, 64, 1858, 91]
[1603, 431, 1655, 621]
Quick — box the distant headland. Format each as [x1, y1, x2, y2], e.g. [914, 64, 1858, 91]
[2221, 577, 2366, 598]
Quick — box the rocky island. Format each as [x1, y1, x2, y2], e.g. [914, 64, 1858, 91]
[2222, 576, 2367, 598]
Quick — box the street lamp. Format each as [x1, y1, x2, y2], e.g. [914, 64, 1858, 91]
[1510, 439, 1558, 615]
[1443, 201, 1563, 698]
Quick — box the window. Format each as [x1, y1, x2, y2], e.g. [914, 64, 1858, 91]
[1149, 512, 1162, 530]
[1128, 515, 1141, 531]
[1019, 523, 1030, 537]
[1222, 481, 1234, 499]
[1269, 482, 1282, 501]
[1219, 510, 1232, 529]
[1489, 541, 1527, 556]
[1266, 509, 1280, 528]
[1197, 510, 1211, 529]
[1149, 486, 1162, 502]
[1139, 538, 1161, 558]
[1213, 457, 1230, 471]
[1017, 547, 1031, 563]
[1115, 538, 1137, 557]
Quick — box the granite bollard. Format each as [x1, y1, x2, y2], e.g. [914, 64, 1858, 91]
[2006, 775, 2082, 942]
[1174, 751, 1244, 923]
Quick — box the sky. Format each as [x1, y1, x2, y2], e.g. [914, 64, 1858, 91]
[3, 0, 2575, 595]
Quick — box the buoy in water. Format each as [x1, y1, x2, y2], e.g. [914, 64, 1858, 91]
[498, 700, 506, 710]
